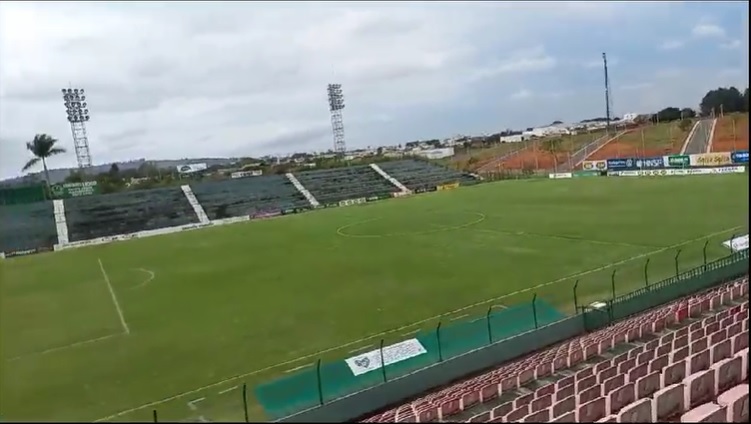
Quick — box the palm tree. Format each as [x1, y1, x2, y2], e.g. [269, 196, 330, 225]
[22, 134, 66, 190]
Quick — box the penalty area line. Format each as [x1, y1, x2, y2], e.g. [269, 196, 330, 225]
[98, 258, 130, 335]
[93, 225, 741, 422]
[6, 333, 122, 362]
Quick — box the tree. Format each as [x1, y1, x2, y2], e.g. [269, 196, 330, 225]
[109, 163, 120, 177]
[21, 134, 66, 190]
[744, 88, 749, 112]
[700, 87, 745, 116]
[680, 108, 696, 119]
[651, 107, 682, 123]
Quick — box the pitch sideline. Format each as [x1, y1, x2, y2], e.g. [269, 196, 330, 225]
[94, 225, 742, 422]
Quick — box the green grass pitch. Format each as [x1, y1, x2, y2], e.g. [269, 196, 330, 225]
[0, 174, 748, 422]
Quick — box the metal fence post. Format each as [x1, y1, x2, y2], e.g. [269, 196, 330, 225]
[702, 240, 709, 268]
[532, 294, 539, 329]
[153, 409, 158, 423]
[379, 339, 387, 383]
[436, 322, 443, 362]
[611, 270, 617, 301]
[674, 249, 682, 277]
[573, 279, 579, 313]
[486, 306, 493, 344]
[315, 360, 323, 406]
[644, 258, 650, 288]
[242, 383, 249, 422]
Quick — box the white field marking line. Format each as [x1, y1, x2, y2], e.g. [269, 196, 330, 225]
[131, 268, 155, 290]
[472, 227, 659, 249]
[335, 212, 486, 239]
[706, 118, 718, 154]
[348, 344, 374, 354]
[217, 386, 238, 395]
[6, 333, 121, 362]
[284, 363, 312, 374]
[98, 258, 130, 335]
[402, 329, 422, 337]
[93, 225, 742, 422]
[187, 397, 205, 411]
[450, 313, 470, 321]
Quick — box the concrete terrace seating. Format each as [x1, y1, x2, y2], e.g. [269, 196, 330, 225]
[363, 277, 750, 423]
[294, 165, 399, 205]
[190, 175, 309, 220]
[65, 187, 198, 242]
[0, 201, 57, 253]
[377, 160, 478, 192]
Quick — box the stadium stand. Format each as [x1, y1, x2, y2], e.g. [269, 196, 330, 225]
[190, 175, 310, 220]
[0, 201, 57, 254]
[361, 277, 749, 423]
[64, 187, 199, 242]
[293, 165, 401, 205]
[377, 160, 478, 192]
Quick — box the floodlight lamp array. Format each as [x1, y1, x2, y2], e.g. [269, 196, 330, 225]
[327, 84, 344, 111]
[61, 88, 90, 123]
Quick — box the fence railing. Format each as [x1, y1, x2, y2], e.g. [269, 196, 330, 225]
[144, 247, 748, 423]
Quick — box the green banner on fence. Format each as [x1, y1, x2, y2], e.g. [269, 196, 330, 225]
[666, 155, 690, 168]
[573, 171, 600, 178]
[49, 181, 99, 198]
[255, 300, 564, 419]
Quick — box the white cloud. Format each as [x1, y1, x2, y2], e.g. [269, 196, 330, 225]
[659, 40, 685, 50]
[0, 0, 735, 180]
[720, 39, 741, 50]
[510, 89, 533, 100]
[692, 23, 726, 39]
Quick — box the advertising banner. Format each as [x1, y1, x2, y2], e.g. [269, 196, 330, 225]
[231, 170, 262, 179]
[436, 182, 460, 191]
[573, 171, 600, 178]
[722, 234, 749, 253]
[582, 160, 608, 171]
[548, 172, 572, 179]
[176, 163, 208, 174]
[50, 181, 99, 198]
[608, 166, 745, 177]
[665, 155, 690, 168]
[606, 157, 639, 170]
[344, 339, 428, 376]
[689, 152, 732, 167]
[635, 157, 666, 169]
[731, 150, 749, 164]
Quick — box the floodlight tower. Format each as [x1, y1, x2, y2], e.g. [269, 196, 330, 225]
[61, 87, 92, 168]
[327, 84, 346, 156]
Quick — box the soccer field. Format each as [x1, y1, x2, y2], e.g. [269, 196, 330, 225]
[1, 174, 748, 422]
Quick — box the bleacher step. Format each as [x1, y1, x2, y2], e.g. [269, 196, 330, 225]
[180, 185, 211, 224]
[369, 163, 411, 194]
[52, 199, 69, 245]
[285, 173, 320, 207]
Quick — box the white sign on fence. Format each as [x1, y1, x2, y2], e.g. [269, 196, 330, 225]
[176, 163, 208, 174]
[723, 234, 749, 253]
[344, 339, 427, 376]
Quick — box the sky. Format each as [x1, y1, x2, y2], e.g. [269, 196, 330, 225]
[0, 1, 748, 179]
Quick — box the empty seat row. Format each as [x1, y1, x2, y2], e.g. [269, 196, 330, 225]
[190, 175, 309, 220]
[294, 166, 398, 204]
[65, 187, 198, 242]
[378, 160, 478, 192]
[363, 277, 749, 422]
[0, 201, 57, 254]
